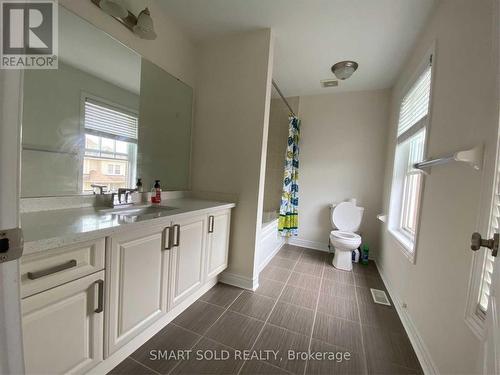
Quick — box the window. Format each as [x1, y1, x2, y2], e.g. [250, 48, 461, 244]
[388, 55, 433, 260]
[82, 97, 138, 193]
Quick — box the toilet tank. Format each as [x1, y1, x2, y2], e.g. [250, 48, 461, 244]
[330, 199, 364, 232]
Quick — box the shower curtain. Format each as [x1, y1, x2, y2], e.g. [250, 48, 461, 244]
[278, 116, 301, 237]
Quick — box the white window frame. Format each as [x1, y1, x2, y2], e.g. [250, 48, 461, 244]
[79, 92, 138, 193]
[388, 46, 435, 263]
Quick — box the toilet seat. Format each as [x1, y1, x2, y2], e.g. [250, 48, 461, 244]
[330, 230, 360, 240]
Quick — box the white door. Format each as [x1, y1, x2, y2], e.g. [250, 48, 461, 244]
[106, 225, 170, 355]
[22, 271, 105, 375]
[0, 70, 25, 373]
[170, 214, 207, 307]
[206, 210, 231, 279]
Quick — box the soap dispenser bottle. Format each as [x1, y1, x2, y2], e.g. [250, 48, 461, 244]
[151, 180, 162, 204]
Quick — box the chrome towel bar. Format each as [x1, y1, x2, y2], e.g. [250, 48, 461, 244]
[413, 145, 483, 173]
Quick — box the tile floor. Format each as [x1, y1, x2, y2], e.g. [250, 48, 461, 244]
[109, 245, 422, 375]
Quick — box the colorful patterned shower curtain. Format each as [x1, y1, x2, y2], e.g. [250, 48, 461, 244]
[278, 116, 301, 237]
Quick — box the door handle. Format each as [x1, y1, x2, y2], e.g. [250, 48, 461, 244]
[173, 224, 180, 247]
[27, 259, 77, 280]
[163, 226, 172, 250]
[471, 232, 499, 257]
[94, 279, 104, 313]
[208, 216, 215, 233]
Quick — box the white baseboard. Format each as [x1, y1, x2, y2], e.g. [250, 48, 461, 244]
[258, 239, 285, 272]
[219, 271, 258, 291]
[88, 277, 218, 375]
[374, 260, 439, 375]
[287, 237, 330, 252]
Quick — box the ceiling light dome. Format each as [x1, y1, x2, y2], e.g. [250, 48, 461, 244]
[99, 0, 128, 18]
[133, 8, 157, 40]
[331, 61, 359, 80]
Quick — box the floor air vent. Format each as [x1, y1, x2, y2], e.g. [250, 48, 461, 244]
[370, 288, 391, 306]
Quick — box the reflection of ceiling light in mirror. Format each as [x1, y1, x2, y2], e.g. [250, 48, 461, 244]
[99, 0, 128, 18]
[133, 8, 157, 40]
[331, 61, 359, 80]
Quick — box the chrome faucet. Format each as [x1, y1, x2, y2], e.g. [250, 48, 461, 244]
[117, 188, 137, 204]
[91, 184, 107, 195]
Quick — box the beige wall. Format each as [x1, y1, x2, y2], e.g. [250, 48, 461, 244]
[59, 0, 196, 88]
[191, 30, 274, 287]
[295, 90, 390, 253]
[378, 0, 498, 373]
[263, 97, 299, 213]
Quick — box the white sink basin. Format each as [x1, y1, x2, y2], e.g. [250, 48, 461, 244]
[99, 205, 177, 222]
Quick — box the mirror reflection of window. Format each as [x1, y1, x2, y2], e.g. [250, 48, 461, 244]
[82, 98, 138, 193]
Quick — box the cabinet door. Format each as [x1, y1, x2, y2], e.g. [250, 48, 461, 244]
[107, 225, 170, 356]
[206, 210, 231, 279]
[170, 214, 207, 307]
[22, 271, 105, 375]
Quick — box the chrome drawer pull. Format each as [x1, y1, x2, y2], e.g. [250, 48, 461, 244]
[208, 216, 215, 233]
[173, 224, 180, 247]
[95, 279, 104, 313]
[27, 259, 77, 280]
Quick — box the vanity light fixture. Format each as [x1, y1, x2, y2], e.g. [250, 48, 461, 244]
[91, 0, 157, 40]
[331, 61, 359, 80]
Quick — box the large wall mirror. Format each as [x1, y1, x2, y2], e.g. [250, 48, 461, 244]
[21, 5, 193, 198]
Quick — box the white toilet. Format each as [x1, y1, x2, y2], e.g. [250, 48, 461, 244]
[329, 199, 364, 271]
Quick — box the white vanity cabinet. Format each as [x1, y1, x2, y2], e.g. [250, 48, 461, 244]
[205, 209, 231, 279]
[169, 213, 208, 307]
[22, 271, 105, 375]
[105, 223, 171, 356]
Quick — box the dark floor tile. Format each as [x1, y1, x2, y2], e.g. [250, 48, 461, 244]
[300, 249, 327, 262]
[306, 339, 365, 375]
[229, 291, 275, 321]
[131, 324, 200, 374]
[255, 278, 285, 299]
[367, 360, 422, 375]
[173, 300, 224, 334]
[323, 266, 355, 285]
[317, 294, 359, 322]
[205, 311, 264, 350]
[261, 265, 292, 283]
[170, 338, 243, 374]
[268, 256, 297, 270]
[354, 273, 385, 289]
[276, 246, 303, 261]
[294, 260, 324, 276]
[268, 301, 314, 336]
[352, 261, 379, 276]
[313, 312, 362, 352]
[279, 284, 318, 310]
[321, 281, 356, 300]
[108, 358, 157, 375]
[199, 283, 243, 308]
[287, 272, 322, 291]
[253, 324, 309, 374]
[240, 360, 289, 374]
[358, 302, 404, 333]
[363, 325, 421, 370]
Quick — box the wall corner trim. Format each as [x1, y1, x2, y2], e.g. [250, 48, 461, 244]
[219, 272, 258, 291]
[375, 260, 440, 375]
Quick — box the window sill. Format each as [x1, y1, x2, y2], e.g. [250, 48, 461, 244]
[388, 228, 416, 264]
[464, 310, 486, 340]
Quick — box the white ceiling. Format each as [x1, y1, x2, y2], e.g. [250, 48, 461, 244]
[157, 0, 435, 97]
[59, 6, 141, 94]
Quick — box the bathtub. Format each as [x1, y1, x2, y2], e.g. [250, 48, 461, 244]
[258, 211, 285, 271]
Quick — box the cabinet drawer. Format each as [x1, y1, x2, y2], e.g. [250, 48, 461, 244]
[21, 238, 105, 298]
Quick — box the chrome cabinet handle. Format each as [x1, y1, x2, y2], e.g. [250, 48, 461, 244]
[173, 224, 180, 247]
[27, 259, 77, 280]
[208, 216, 215, 233]
[163, 226, 172, 250]
[94, 279, 104, 313]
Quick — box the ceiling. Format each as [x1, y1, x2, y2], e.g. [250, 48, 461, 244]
[157, 0, 435, 97]
[59, 6, 141, 94]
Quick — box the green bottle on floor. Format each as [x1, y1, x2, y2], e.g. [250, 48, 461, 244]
[361, 244, 369, 265]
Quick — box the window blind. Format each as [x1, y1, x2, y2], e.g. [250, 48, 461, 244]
[479, 183, 499, 312]
[84, 98, 138, 142]
[397, 65, 432, 138]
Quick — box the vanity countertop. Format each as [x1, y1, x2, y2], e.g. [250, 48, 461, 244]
[21, 198, 236, 255]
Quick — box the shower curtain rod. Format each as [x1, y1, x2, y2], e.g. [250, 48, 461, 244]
[272, 80, 296, 117]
